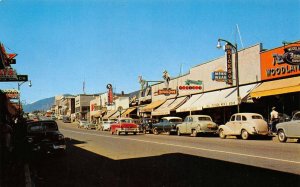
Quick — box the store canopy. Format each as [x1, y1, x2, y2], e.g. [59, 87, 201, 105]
[192, 83, 259, 110]
[110, 110, 122, 120]
[102, 110, 117, 120]
[153, 96, 188, 116]
[176, 94, 202, 113]
[250, 77, 300, 98]
[152, 99, 175, 116]
[121, 107, 137, 117]
[140, 100, 165, 113]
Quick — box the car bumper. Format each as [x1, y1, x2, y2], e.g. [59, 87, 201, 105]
[117, 128, 139, 133]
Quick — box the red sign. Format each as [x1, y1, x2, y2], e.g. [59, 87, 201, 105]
[179, 86, 202, 90]
[3, 89, 19, 99]
[158, 89, 177, 95]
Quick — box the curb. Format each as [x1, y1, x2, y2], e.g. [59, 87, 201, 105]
[24, 163, 32, 187]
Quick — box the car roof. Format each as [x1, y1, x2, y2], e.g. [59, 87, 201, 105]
[187, 115, 211, 118]
[232, 113, 263, 117]
[162, 117, 182, 120]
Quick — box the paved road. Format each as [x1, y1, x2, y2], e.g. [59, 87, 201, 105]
[29, 121, 300, 187]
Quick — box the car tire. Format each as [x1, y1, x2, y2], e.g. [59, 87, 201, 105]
[278, 130, 287, 142]
[219, 129, 226, 139]
[241, 129, 249, 140]
[177, 129, 181, 136]
[191, 130, 197, 137]
[117, 130, 120, 136]
[153, 128, 158, 135]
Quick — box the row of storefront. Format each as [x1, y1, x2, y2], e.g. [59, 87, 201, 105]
[54, 41, 299, 125]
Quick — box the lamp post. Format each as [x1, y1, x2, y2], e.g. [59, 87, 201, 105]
[18, 80, 32, 117]
[217, 38, 240, 113]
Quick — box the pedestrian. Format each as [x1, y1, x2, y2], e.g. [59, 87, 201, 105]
[270, 107, 279, 133]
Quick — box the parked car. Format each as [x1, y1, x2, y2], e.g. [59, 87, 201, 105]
[100, 121, 115, 131]
[78, 120, 88, 128]
[152, 117, 182, 135]
[177, 115, 218, 136]
[140, 118, 158, 134]
[51, 115, 57, 120]
[83, 122, 97, 130]
[25, 120, 66, 154]
[63, 116, 71, 123]
[58, 115, 63, 120]
[276, 111, 300, 143]
[110, 118, 139, 135]
[218, 113, 269, 140]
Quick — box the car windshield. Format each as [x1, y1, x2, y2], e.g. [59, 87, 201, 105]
[198, 117, 211, 121]
[44, 122, 58, 130]
[120, 119, 133, 123]
[169, 119, 182, 123]
[28, 123, 43, 132]
[252, 115, 263, 119]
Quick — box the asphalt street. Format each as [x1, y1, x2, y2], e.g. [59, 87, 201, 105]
[29, 121, 300, 187]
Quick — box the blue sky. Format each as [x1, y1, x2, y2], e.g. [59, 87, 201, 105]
[0, 0, 299, 104]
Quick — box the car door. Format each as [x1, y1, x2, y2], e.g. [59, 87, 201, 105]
[234, 115, 243, 134]
[227, 115, 237, 135]
[181, 117, 189, 133]
[186, 117, 193, 134]
[288, 113, 300, 137]
[163, 119, 171, 132]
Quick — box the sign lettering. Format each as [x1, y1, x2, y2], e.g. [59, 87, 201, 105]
[225, 44, 233, 85]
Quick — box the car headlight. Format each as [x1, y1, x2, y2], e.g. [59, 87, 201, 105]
[58, 134, 64, 140]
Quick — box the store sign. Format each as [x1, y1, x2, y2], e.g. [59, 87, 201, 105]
[158, 89, 177, 95]
[211, 70, 227, 82]
[106, 83, 114, 106]
[2, 89, 19, 99]
[261, 42, 300, 80]
[225, 44, 233, 85]
[283, 46, 300, 65]
[179, 86, 202, 90]
[185, 79, 202, 85]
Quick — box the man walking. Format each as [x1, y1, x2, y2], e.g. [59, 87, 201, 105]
[270, 107, 279, 133]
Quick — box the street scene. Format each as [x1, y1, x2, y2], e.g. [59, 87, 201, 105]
[0, 1, 300, 187]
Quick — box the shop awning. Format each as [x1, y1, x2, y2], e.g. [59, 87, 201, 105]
[102, 110, 117, 120]
[121, 107, 137, 117]
[110, 110, 122, 119]
[192, 83, 258, 110]
[176, 94, 203, 113]
[140, 100, 165, 113]
[152, 99, 175, 116]
[250, 77, 300, 98]
[152, 96, 188, 116]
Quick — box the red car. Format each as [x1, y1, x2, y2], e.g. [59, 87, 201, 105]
[110, 118, 139, 135]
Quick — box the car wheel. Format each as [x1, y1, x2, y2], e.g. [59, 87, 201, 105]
[241, 129, 249, 140]
[117, 130, 120, 135]
[191, 130, 197, 137]
[177, 129, 181, 136]
[278, 130, 287, 142]
[219, 129, 226, 139]
[153, 128, 158, 135]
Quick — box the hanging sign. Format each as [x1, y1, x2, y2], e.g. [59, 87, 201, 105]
[225, 44, 233, 85]
[158, 88, 177, 95]
[2, 89, 20, 99]
[283, 46, 300, 65]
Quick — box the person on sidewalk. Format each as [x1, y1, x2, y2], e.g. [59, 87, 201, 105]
[270, 107, 279, 133]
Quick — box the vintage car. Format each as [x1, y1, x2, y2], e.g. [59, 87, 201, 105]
[218, 113, 269, 140]
[177, 115, 218, 136]
[152, 117, 182, 135]
[25, 120, 66, 154]
[140, 118, 158, 134]
[77, 120, 88, 128]
[62, 116, 71, 123]
[83, 122, 97, 130]
[110, 118, 139, 135]
[276, 111, 300, 143]
[100, 121, 115, 131]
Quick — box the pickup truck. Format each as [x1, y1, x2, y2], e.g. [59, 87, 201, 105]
[110, 118, 140, 135]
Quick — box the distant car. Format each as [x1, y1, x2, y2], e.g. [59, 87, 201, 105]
[78, 120, 88, 128]
[140, 118, 158, 134]
[63, 116, 71, 123]
[152, 117, 182, 135]
[25, 120, 66, 154]
[177, 115, 218, 137]
[51, 115, 57, 120]
[276, 111, 300, 143]
[101, 121, 115, 131]
[218, 113, 269, 140]
[83, 122, 97, 130]
[110, 118, 139, 135]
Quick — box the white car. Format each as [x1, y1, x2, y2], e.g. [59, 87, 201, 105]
[77, 120, 88, 128]
[218, 113, 269, 140]
[101, 121, 115, 131]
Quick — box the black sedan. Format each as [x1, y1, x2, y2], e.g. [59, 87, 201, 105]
[152, 117, 182, 135]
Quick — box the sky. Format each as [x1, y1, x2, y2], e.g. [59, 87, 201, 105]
[0, 0, 299, 104]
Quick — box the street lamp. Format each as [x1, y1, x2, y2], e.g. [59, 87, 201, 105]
[18, 80, 32, 117]
[217, 38, 240, 113]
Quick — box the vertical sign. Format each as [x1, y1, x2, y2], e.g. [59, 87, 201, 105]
[107, 84, 113, 105]
[225, 44, 233, 85]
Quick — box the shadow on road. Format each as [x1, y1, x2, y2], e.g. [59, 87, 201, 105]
[29, 138, 300, 187]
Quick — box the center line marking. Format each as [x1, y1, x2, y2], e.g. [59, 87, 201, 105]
[61, 128, 300, 165]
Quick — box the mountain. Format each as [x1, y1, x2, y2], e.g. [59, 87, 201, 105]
[23, 97, 55, 113]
